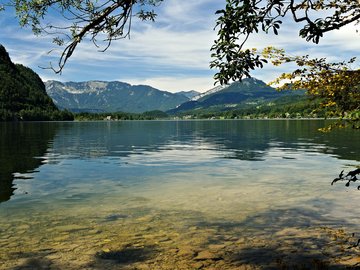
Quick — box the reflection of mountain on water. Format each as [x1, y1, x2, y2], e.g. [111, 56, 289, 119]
[50, 121, 180, 159]
[50, 120, 359, 163]
[0, 123, 57, 203]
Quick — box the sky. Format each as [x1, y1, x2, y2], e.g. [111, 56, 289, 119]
[0, 0, 359, 93]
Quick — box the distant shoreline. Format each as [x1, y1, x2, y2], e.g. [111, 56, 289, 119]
[0, 117, 338, 123]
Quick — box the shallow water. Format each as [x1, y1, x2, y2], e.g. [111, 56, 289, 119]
[0, 120, 359, 269]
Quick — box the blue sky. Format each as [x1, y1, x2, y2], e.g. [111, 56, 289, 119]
[0, 0, 359, 93]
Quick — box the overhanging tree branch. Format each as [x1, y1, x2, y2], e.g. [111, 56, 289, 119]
[54, 1, 130, 73]
[6, 0, 163, 73]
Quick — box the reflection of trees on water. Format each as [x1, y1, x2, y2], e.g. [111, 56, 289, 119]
[0, 123, 57, 203]
[51, 120, 359, 162]
[197, 120, 359, 162]
[1, 120, 357, 203]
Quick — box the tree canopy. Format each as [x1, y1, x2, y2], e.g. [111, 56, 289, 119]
[210, 0, 360, 84]
[210, 0, 360, 129]
[261, 47, 360, 130]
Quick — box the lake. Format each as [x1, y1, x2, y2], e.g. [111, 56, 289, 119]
[0, 120, 359, 269]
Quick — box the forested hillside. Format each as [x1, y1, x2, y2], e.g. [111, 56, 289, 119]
[168, 78, 306, 115]
[0, 45, 73, 121]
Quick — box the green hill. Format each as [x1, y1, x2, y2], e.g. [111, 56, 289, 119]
[168, 78, 306, 114]
[0, 45, 73, 121]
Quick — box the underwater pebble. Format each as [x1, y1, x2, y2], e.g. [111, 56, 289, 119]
[55, 224, 88, 232]
[17, 224, 30, 230]
[177, 246, 196, 257]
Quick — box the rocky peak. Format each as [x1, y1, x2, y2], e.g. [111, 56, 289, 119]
[0, 44, 14, 67]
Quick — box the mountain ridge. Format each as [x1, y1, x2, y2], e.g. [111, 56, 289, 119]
[168, 78, 305, 114]
[46, 80, 190, 113]
[45, 78, 306, 115]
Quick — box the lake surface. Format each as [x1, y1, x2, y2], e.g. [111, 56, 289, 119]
[0, 120, 359, 269]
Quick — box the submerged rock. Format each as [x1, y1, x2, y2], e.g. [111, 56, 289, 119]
[195, 250, 222, 261]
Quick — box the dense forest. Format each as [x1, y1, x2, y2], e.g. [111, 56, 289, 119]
[172, 96, 327, 120]
[74, 110, 169, 121]
[0, 45, 73, 121]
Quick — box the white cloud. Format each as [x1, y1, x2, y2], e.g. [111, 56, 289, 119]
[1, 0, 359, 92]
[65, 26, 214, 70]
[158, 0, 221, 27]
[126, 76, 216, 93]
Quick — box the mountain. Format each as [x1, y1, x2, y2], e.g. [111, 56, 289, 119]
[191, 85, 226, 101]
[0, 45, 72, 121]
[176, 90, 200, 99]
[168, 78, 305, 114]
[46, 80, 189, 113]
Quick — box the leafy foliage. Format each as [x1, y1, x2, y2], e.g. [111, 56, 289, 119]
[211, 0, 360, 129]
[261, 47, 360, 130]
[211, 0, 360, 84]
[0, 44, 74, 121]
[331, 168, 360, 190]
